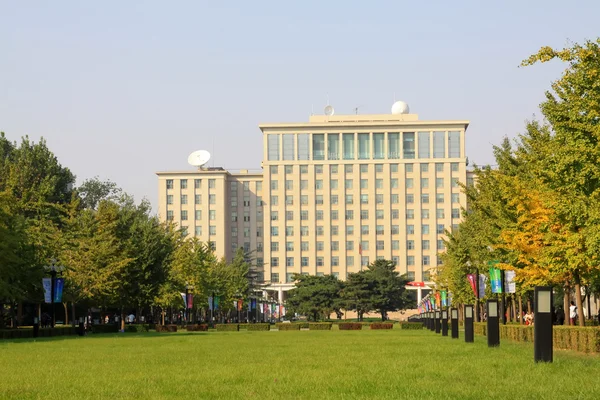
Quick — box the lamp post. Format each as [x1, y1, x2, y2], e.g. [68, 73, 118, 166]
[464, 305, 474, 342]
[487, 299, 500, 347]
[534, 286, 553, 363]
[441, 309, 449, 336]
[451, 308, 459, 339]
[44, 258, 65, 328]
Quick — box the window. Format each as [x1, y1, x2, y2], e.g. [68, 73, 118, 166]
[285, 180, 293, 190]
[388, 133, 400, 159]
[195, 226, 202, 236]
[346, 195, 353, 205]
[433, 131, 445, 158]
[392, 256, 399, 266]
[244, 228, 250, 237]
[164, 208, 172, 219]
[300, 165, 308, 174]
[286, 195, 293, 205]
[286, 257, 294, 267]
[316, 210, 324, 220]
[437, 240, 445, 250]
[195, 210, 202, 220]
[301, 241, 309, 251]
[181, 210, 188, 221]
[361, 210, 369, 220]
[209, 226, 216, 235]
[313, 134, 325, 160]
[329, 180, 336, 189]
[286, 226, 294, 236]
[331, 164, 338, 174]
[358, 133, 370, 159]
[360, 179, 368, 189]
[346, 241, 354, 250]
[345, 179, 353, 189]
[181, 195, 188, 205]
[166, 179, 173, 189]
[391, 225, 400, 234]
[418, 131, 430, 158]
[423, 256, 430, 266]
[331, 241, 339, 251]
[403, 132, 415, 159]
[436, 209, 445, 219]
[316, 257, 324, 267]
[361, 256, 369, 267]
[376, 210, 384, 220]
[406, 163, 414, 172]
[345, 210, 354, 220]
[347, 256, 354, 267]
[360, 194, 368, 204]
[331, 195, 339, 205]
[345, 164, 354, 174]
[301, 195, 308, 205]
[391, 194, 399, 204]
[317, 241, 324, 251]
[361, 225, 369, 235]
[328, 134, 340, 160]
[346, 225, 354, 235]
[283, 134, 295, 160]
[181, 226, 188, 236]
[436, 178, 444, 189]
[268, 134, 280, 160]
[271, 257, 279, 267]
[376, 194, 383, 204]
[208, 179, 216, 189]
[271, 180, 278, 191]
[422, 209, 430, 219]
[406, 209, 414, 219]
[421, 178, 429, 188]
[332, 256, 339, 266]
[406, 194, 414, 204]
[301, 210, 308, 220]
[391, 209, 400, 219]
[209, 210, 216, 220]
[452, 193, 460, 203]
[194, 179, 201, 189]
[420, 164, 429, 173]
[422, 224, 430, 234]
[376, 179, 383, 189]
[375, 164, 383, 173]
[195, 195, 201, 205]
[167, 195, 173, 205]
[436, 194, 445, 204]
[271, 273, 280, 283]
[407, 240, 415, 250]
[448, 131, 460, 158]
[271, 242, 279, 252]
[331, 210, 338, 220]
[452, 208, 460, 219]
[315, 165, 323, 174]
[332, 225, 339, 235]
[451, 178, 459, 188]
[436, 163, 444, 172]
[271, 227, 279, 236]
[407, 225, 415, 234]
[400, 179, 407, 189]
[209, 194, 216, 204]
[392, 240, 400, 250]
[373, 133, 384, 159]
[301, 257, 309, 267]
[298, 180, 307, 190]
[301, 226, 309, 236]
[421, 194, 429, 204]
[316, 226, 324, 236]
[407, 256, 415, 266]
[451, 162, 459, 172]
[376, 225, 384, 235]
[423, 270, 431, 281]
[422, 240, 430, 250]
[391, 164, 399, 173]
[231, 227, 238, 237]
[286, 211, 294, 221]
[231, 198, 238, 207]
[437, 224, 445, 234]
[343, 133, 355, 160]
[271, 211, 278, 221]
[180, 180, 188, 189]
[315, 195, 323, 205]
[270, 165, 278, 175]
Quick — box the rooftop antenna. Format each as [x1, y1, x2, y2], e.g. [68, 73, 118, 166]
[353, 105, 364, 115]
[188, 150, 211, 171]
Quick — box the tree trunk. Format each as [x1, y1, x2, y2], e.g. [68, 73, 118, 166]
[527, 297, 532, 314]
[121, 308, 125, 331]
[518, 296, 523, 325]
[574, 274, 585, 326]
[587, 287, 592, 322]
[161, 310, 165, 325]
[564, 288, 570, 325]
[63, 302, 68, 326]
[71, 302, 77, 327]
[511, 296, 517, 323]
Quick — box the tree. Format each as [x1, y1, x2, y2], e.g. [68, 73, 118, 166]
[76, 177, 122, 210]
[368, 260, 413, 320]
[286, 274, 342, 321]
[341, 271, 374, 321]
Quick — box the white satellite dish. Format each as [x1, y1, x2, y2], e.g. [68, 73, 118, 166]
[324, 105, 335, 116]
[391, 101, 410, 115]
[188, 150, 211, 168]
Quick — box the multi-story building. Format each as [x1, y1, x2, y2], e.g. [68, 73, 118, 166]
[157, 102, 471, 304]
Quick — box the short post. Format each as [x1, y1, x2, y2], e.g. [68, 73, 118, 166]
[78, 317, 85, 336]
[487, 300, 500, 347]
[534, 286, 553, 363]
[464, 305, 474, 343]
[451, 308, 459, 339]
[441, 309, 449, 336]
[434, 311, 441, 334]
[33, 317, 39, 338]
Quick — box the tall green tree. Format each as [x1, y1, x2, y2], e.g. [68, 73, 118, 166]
[286, 274, 342, 321]
[368, 260, 413, 320]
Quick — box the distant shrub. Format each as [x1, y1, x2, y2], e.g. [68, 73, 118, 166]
[370, 323, 393, 330]
[399, 322, 423, 330]
[295, 322, 309, 329]
[276, 323, 300, 331]
[247, 323, 271, 331]
[338, 323, 362, 330]
[308, 323, 332, 330]
[473, 322, 487, 336]
[216, 324, 239, 332]
[186, 324, 208, 332]
[156, 325, 178, 333]
[125, 324, 150, 333]
[92, 324, 119, 334]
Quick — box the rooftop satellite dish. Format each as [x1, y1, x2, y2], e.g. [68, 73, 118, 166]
[188, 150, 211, 168]
[324, 105, 335, 116]
[391, 101, 410, 115]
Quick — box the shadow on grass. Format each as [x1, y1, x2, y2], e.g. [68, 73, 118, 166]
[0, 331, 211, 345]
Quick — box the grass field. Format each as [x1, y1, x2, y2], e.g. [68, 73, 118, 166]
[2, 329, 599, 399]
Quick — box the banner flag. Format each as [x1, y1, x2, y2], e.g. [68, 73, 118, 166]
[448, 291, 453, 307]
[214, 296, 220, 310]
[53, 278, 64, 303]
[208, 296, 213, 311]
[431, 297, 436, 309]
[237, 300, 243, 311]
[180, 293, 187, 307]
[435, 292, 441, 308]
[467, 274, 478, 298]
[187, 294, 193, 309]
[479, 274, 487, 298]
[251, 299, 256, 310]
[505, 270, 516, 293]
[43, 278, 52, 303]
[489, 267, 502, 294]
[441, 291, 447, 307]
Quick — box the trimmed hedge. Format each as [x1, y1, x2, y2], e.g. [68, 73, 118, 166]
[186, 324, 209, 332]
[92, 324, 119, 334]
[156, 324, 178, 333]
[370, 323, 394, 330]
[399, 322, 423, 330]
[1, 329, 34, 339]
[500, 325, 533, 342]
[474, 322, 487, 336]
[247, 323, 271, 331]
[216, 324, 239, 331]
[124, 324, 150, 333]
[338, 323, 362, 330]
[309, 323, 332, 330]
[295, 322, 309, 329]
[276, 323, 301, 331]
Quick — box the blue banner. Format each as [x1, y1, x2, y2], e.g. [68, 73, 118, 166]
[208, 296, 213, 311]
[251, 299, 256, 310]
[53, 278, 64, 303]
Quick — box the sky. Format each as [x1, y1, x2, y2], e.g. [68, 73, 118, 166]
[1, 1, 599, 212]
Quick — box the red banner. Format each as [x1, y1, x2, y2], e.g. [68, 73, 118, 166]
[467, 274, 477, 298]
[435, 292, 441, 306]
[407, 281, 425, 287]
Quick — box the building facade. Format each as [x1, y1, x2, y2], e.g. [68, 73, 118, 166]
[157, 106, 471, 303]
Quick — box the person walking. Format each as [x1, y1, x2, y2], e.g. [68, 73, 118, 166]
[569, 301, 577, 325]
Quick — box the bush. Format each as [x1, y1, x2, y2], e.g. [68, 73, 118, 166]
[156, 324, 178, 333]
[92, 324, 119, 334]
[309, 323, 332, 330]
[247, 323, 271, 331]
[0, 329, 34, 339]
[125, 324, 150, 333]
[216, 324, 239, 332]
[276, 323, 300, 331]
[554, 326, 600, 353]
[371, 323, 394, 330]
[473, 322, 487, 336]
[500, 325, 533, 342]
[186, 324, 209, 332]
[338, 323, 362, 330]
[399, 322, 423, 330]
[295, 322, 309, 329]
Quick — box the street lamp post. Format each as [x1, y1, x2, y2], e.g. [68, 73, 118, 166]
[44, 258, 65, 328]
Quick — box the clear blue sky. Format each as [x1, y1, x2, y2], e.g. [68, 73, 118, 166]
[1, 1, 598, 211]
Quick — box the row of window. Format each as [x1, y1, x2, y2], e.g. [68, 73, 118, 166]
[269, 176, 461, 191]
[269, 223, 448, 236]
[269, 270, 432, 283]
[269, 239, 445, 252]
[269, 254, 440, 269]
[270, 208, 460, 221]
[269, 192, 460, 206]
[268, 132, 461, 161]
[166, 178, 216, 190]
[270, 162, 460, 175]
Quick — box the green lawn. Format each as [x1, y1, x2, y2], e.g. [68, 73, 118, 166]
[1, 329, 599, 399]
